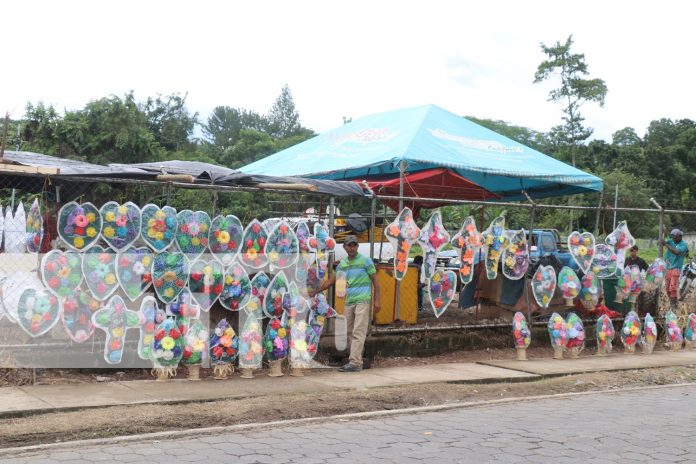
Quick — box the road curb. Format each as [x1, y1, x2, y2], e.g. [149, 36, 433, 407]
[2, 381, 696, 457]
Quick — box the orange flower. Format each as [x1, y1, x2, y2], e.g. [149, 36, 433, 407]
[389, 225, 400, 236]
[396, 251, 407, 261]
[463, 249, 473, 260]
[460, 265, 471, 275]
[400, 241, 410, 251]
[396, 261, 406, 272]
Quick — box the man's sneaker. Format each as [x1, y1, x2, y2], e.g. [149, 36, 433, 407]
[338, 363, 362, 372]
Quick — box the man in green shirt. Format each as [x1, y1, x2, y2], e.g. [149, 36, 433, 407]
[661, 228, 689, 307]
[311, 235, 381, 372]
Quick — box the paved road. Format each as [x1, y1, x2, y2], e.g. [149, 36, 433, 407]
[4, 385, 696, 463]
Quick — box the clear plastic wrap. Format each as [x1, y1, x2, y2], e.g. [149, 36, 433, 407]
[591, 244, 619, 279]
[644, 258, 666, 292]
[264, 271, 289, 318]
[665, 310, 683, 351]
[685, 313, 696, 349]
[82, 246, 119, 301]
[99, 201, 141, 252]
[265, 221, 299, 271]
[642, 313, 657, 354]
[614, 269, 632, 304]
[417, 210, 451, 280]
[532, 265, 556, 309]
[188, 259, 224, 311]
[264, 315, 289, 362]
[116, 247, 154, 302]
[57, 201, 102, 251]
[626, 265, 644, 304]
[136, 296, 162, 361]
[41, 250, 84, 299]
[384, 207, 421, 280]
[596, 314, 615, 356]
[567, 231, 596, 274]
[248, 272, 270, 319]
[220, 262, 252, 311]
[17, 287, 61, 338]
[605, 221, 635, 270]
[140, 204, 178, 252]
[238, 313, 263, 370]
[502, 229, 529, 280]
[295, 222, 313, 288]
[290, 319, 311, 370]
[209, 214, 243, 266]
[548, 312, 568, 359]
[335, 270, 347, 298]
[152, 317, 184, 371]
[182, 318, 209, 367]
[557, 266, 581, 306]
[579, 271, 601, 310]
[308, 224, 336, 281]
[209, 319, 239, 374]
[151, 252, 189, 304]
[282, 282, 309, 329]
[620, 310, 641, 354]
[449, 216, 483, 285]
[92, 295, 142, 364]
[61, 287, 101, 343]
[565, 312, 586, 358]
[240, 219, 268, 269]
[307, 294, 337, 361]
[175, 210, 211, 259]
[427, 269, 457, 318]
[512, 312, 531, 360]
[25, 198, 44, 253]
[481, 216, 508, 280]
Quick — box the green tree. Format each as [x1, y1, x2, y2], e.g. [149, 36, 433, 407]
[142, 93, 198, 152]
[267, 84, 301, 138]
[534, 35, 608, 166]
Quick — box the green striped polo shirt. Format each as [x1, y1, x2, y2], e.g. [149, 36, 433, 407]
[337, 253, 377, 305]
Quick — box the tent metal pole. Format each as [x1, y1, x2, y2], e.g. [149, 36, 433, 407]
[395, 160, 407, 321]
[328, 197, 336, 305]
[369, 196, 376, 260]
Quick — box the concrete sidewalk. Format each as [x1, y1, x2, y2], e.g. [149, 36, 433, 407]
[2, 350, 696, 418]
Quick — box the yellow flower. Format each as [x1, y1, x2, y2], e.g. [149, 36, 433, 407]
[164, 288, 174, 298]
[316, 315, 325, 325]
[268, 250, 279, 263]
[191, 237, 200, 246]
[143, 334, 153, 344]
[224, 327, 234, 337]
[142, 256, 151, 266]
[103, 227, 115, 239]
[86, 212, 96, 223]
[194, 339, 205, 351]
[105, 274, 116, 285]
[217, 231, 230, 244]
[86, 227, 97, 238]
[74, 237, 85, 248]
[248, 300, 258, 310]
[295, 340, 307, 351]
[32, 314, 41, 323]
[105, 211, 116, 222]
[117, 205, 128, 215]
[504, 256, 515, 267]
[155, 232, 164, 241]
[112, 327, 123, 337]
[542, 295, 550, 304]
[148, 230, 157, 238]
[225, 275, 233, 285]
[161, 336, 174, 350]
[203, 265, 213, 276]
[278, 328, 286, 338]
[155, 211, 166, 220]
[200, 223, 208, 233]
[148, 219, 156, 227]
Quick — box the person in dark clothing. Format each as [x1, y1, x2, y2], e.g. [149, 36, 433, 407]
[412, 255, 424, 310]
[624, 245, 648, 271]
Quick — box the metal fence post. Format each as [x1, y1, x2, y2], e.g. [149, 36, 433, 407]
[651, 198, 664, 257]
[594, 188, 604, 236]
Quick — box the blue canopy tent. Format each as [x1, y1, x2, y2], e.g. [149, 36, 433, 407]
[240, 104, 603, 203]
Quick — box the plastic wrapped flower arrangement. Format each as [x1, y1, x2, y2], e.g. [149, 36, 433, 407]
[614, 268, 633, 304]
[41, 250, 84, 299]
[547, 312, 568, 360]
[282, 282, 309, 329]
[169, 291, 200, 341]
[644, 258, 666, 292]
[61, 287, 101, 343]
[295, 222, 313, 288]
[209, 214, 243, 265]
[427, 269, 457, 318]
[238, 312, 263, 378]
[136, 296, 163, 361]
[188, 259, 224, 311]
[240, 219, 268, 269]
[181, 318, 209, 381]
[579, 271, 601, 310]
[220, 262, 252, 311]
[416, 210, 451, 280]
[175, 210, 211, 259]
[264, 271, 289, 319]
[502, 229, 529, 280]
[665, 310, 683, 351]
[82, 246, 119, 301]
[16, 287, 61, 338]
[140, 204, 178, 252]
[307, 293, 337, 359]
[641, 313, 658, 354]
[626, 265, 644, 305]
[308, 223, 336, 280]
[99, 201, 141, 252]
[531, 265, 556, 309]
[209, 319, 239, 380]
[248, 272, 271, 319]
[152, 316, 184, 381]
[605, 221, 635, 270]
[265, 221, 299, 271]
[152, 252, 189, 305]
[685, 313, 696, 350]
[481, 216, 508, 280]
[596, 314, 615, 356]
[384, 207, 421, 281]
[57, 201, 102, 251]
[264, 315, 289, 377]
[289, 317, 311, 376]
[92, 295, 142, 365]
[116, 247, 154, 302]
[449, 216, 483, 285]
[567, 231, 596, 274]
[591, 244, 619, 279]
[512, 312, 531, 361]
[25, 198, 44, 253]
[620, 310, 641, 354]
[557, 266, 581, 306]
[565, 312, 586, 358]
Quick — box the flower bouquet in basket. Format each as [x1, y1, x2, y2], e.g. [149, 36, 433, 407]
[557, 266, 580, 306]
[531, 265, 556, 309]
[289, 319, 311, 375]
[209, 319, 239, 379]
[512, 312, 531, 361]
[264, 316, 289, 377]
[642, 313, 658, 354]
[240, 219, 268, 269]
[579, 271, 601, 310]
[238, 312, 263, 378]
[565, 312, 586, 358]
[614, 269, 633, 304]
[141, 204, 177, 252]
[665, 310, 683, 351]
[100, 201, 141, 252]
[220, 262, 252, 311]
[417, 211, 450, 280]
[620, 311, 641, 354]
[644, 258, 666, 292]
[25, 198, 43, 253]
[685, 313, 696, 349]
[307, 294, 337, 354]
[596, 315, 615, 356]
[265, 221, 299, 271]
[502, 229, 529, 280]
[384, 208, 420, 280]
[57, 201, 102, 251]
[188, 259, 224, 311]
[182, 319, 209, 380]
[548, 313, 568, 359]
[209, 214, 243, 265]
[450, 216, 482, 285]
[481, 216, 508, 280]
[626, 265, 644, 305]
[152, 317, 184, 381]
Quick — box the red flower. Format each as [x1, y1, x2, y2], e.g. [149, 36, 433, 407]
[257, 237, 266, 248]
[155, 329, 165, 341]
[175, 279, 185, 288]
[45, 261, 57, 273]
[145, 322, 155, 332]
[181, 224, 189, 234]
[190, 272, 203, 282]
[251, 223, 261, 233]
[169, 328, 180, 339]
[246, 239, 253, 249]
[228, 241, 237, 251]
[212, 346, 223, 358]
[75, 227, 85, 235]
[271, 319, 281, 330]
[200, 238, 208, 247]
[231, 300, 239, 309]
[213, 284, 223, 294]
[98, 253, 111, 264]
[183, 346, 193, 358]
[154, 279, 163, 287]
[119, 256, 131, 267]
[48, 277, 60, 289]
[142, 273, 152, 283]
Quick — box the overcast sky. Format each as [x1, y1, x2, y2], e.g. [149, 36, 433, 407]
[3, 1, 694, 142]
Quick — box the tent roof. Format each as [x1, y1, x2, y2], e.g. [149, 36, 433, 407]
[240, 104, 603, 201]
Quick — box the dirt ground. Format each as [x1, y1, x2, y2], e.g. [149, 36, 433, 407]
[2, 346, 696, 448]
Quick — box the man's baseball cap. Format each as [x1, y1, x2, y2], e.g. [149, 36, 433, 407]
[344, 235, 359, 245]
[670, 228, 683, 236]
